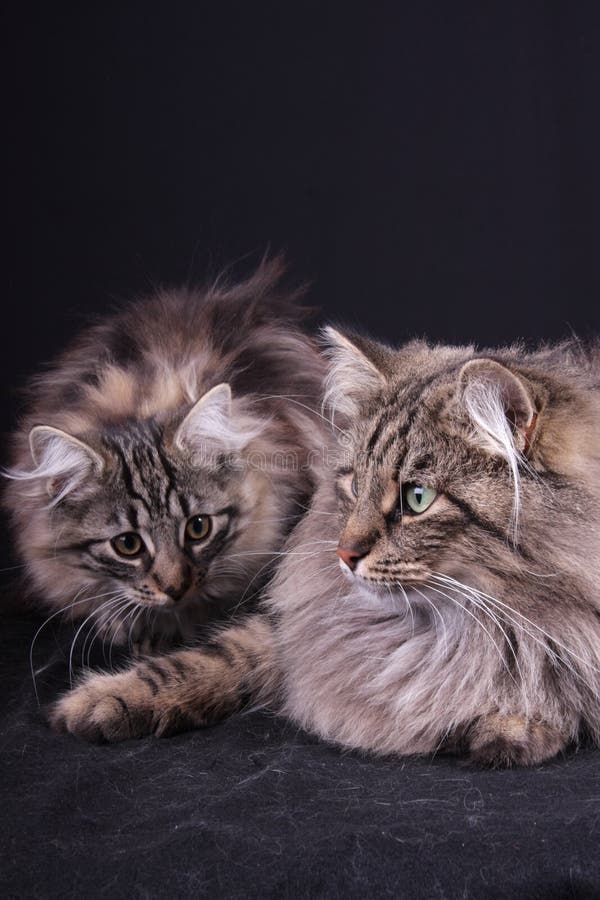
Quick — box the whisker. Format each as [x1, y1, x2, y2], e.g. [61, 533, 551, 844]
[100, 600, 133, 666]
[68, 593, 127, 686]
[424, 581, 519, 688]
[249, 393, 346, 435]
[223, 547, 336, 560]
[291, 499, 338, 517]
[28, 587, 122, 704]
[108, 602, 137, 668]
[431, 572, 600, 690]
[127, 605, 145, 650]
[429, 576, 522, 672]
[227, 542, 338, 615]
[395, 583, 415, 637]
[80, 594, 129, 669]
[243, 514, 312, 525]
[409, 584, 448, 655]
[229, 555, 278, 614]
[427, 577, 528, 708]
[84, 596, 130, 669]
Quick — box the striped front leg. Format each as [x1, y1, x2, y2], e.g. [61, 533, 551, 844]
[50, 614, 277, 742]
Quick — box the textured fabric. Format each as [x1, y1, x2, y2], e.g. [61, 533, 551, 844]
[2, 610, 599, 899]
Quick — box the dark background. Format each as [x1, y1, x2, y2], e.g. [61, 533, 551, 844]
[2, 4, 600, 898]
[3, 2, 600, 438]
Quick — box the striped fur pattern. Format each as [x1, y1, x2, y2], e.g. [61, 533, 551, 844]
[4, 259, 327, 649]
[51, 330, 600, 766]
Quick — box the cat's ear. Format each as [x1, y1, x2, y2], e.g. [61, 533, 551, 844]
[28, 426, 104, 500]
[175, 383, 256, 454]
[458, 359, 538, 457]
[322, 327, 393, 418]
[175, 383, 232, 451]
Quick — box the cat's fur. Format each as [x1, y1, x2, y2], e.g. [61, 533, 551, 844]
[51, 329, 600, 766]
[4, 259, 327, 650]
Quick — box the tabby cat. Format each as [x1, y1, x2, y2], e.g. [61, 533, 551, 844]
[4, 259, 326, 652]
[51, 328, 600, 766]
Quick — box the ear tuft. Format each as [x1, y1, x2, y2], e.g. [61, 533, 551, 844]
[322, 327, 389, 419]
[458, 359, 538, 535]
[175, 383, 232, 452]
[459, 359, 537, 455]
[174, 383, 260, 455]
[19, 426, 104, 501]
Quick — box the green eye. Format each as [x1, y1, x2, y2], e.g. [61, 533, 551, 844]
[185, 515, 212, 542]
[403, 484, 437, 515]
[112, 532, 145, 557]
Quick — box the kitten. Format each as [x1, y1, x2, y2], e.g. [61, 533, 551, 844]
[50, 329, 600, 766]
[4, 258, 326, 652]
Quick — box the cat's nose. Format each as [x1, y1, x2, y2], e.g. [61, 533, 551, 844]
[165, 577, 194, 603]
[337, 545, 364, 572]
[154, 563, 193, 603]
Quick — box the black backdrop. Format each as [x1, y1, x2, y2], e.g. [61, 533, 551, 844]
[3, 1, 600, 434]
[3, 5, 600, 898]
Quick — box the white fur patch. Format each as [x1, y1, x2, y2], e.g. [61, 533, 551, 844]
[462, 379, 522, 533]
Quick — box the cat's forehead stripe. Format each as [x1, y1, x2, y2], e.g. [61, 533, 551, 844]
[364, 371, 442, 458]
[112, 443, 153, 516]
[109, 429, 239, 528]
[110, 430, 192, 522]
[366, 368, 462, 472]
[129, 445, 163, 510]
[154, 440, 185, 511]
[366, 399, 421, 470]
[367, 358, 476, 466]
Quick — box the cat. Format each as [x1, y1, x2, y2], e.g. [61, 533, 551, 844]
[4, 258, 327, 654]
[50, 327, 600, 766]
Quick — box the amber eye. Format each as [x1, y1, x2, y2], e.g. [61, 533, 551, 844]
[351, 476, 359, 498]
[111, 532, 145, 558]
[185, 514, 212, 542]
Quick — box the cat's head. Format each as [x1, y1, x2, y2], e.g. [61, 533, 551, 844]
[6, 384, 287, 636]
[323, 328, 599, 604]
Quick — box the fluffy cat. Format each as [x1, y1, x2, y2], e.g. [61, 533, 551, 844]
[4, 259, 326, 652]
[50, 329, 600, 766]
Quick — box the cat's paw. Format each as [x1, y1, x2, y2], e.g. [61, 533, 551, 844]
[49, 654, 225, 742]
[464, 714, 569, 767]
[49, 670, 154, 742]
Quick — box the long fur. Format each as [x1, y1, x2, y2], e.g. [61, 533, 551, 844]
[271, 335, 600, 764]
[3, 258, 328, 651]
[50, 332, 600, 767]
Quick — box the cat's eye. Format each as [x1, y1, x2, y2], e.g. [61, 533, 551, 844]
[111, 532, 145, 557]
[403, 484, 437, 514]
[351, 476, 359, 498]
[185, 514, 212, 542]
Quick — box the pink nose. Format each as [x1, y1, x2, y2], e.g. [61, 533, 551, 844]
[337, 546, 363, 571]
